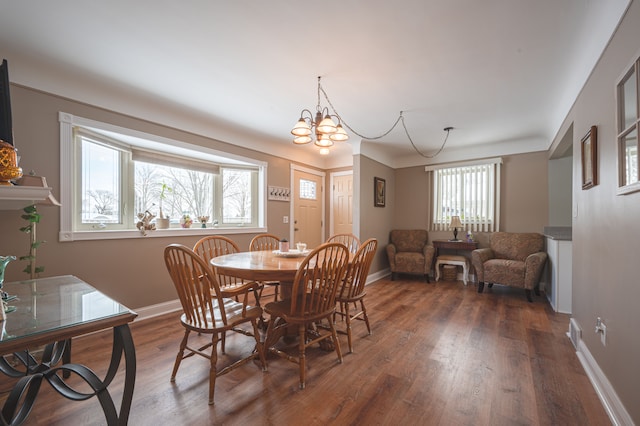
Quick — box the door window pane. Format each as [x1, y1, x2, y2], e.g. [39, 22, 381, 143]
[299, 179, 316, 200]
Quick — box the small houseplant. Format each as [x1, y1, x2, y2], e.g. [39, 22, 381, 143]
[156, 183, 172, 229]
[19, 205, 45, 279]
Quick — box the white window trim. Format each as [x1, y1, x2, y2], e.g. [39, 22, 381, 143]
[615, 50, 640, 196]
[58, 112, 267, 241]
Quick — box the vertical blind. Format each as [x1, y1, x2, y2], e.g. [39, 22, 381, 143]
[426, 158, 501, 233]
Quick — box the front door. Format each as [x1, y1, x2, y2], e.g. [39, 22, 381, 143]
[293, 169, 323, 249]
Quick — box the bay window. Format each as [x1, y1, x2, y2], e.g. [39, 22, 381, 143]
[59, 112, 266, 241]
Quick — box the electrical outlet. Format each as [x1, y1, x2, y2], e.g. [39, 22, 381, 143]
[595, 317, 607, 346]
[283, 216, 289, 224]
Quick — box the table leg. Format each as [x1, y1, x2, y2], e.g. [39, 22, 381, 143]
[0, 324, 136, 426]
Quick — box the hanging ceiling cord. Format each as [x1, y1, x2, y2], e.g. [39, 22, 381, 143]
[318, 80, 452, 158]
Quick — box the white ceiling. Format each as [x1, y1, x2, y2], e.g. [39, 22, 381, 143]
[0, 1, 630, 169]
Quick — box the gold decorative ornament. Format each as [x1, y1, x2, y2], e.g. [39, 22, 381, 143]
[0, 139, 22, 185]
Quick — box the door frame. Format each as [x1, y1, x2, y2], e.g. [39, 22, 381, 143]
[290, 164, 326, 244]
[329, 170, 354, 236]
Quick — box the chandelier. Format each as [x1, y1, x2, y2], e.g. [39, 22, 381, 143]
[290, 75, 454, 158]
[290, 76, 349, 155]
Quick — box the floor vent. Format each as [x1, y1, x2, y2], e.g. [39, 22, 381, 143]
[569, 318, 581, 349]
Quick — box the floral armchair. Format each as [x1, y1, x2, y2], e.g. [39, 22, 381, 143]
[386, 229, 435, 282]
[471, 232, 547, 302]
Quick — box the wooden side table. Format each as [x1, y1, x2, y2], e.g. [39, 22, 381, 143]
[432, 240, 478, 283]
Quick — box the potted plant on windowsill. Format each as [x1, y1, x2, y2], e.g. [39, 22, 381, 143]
[156, 183, 171, 229]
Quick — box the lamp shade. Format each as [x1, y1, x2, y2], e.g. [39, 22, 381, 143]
[330, 124, 349, 141]
[314, 134, 334, 148]
[291, 118, 312, 136]
[316, 115, 337, 134]
[449, 216, 462, 229]
[293, 135, 312, 145]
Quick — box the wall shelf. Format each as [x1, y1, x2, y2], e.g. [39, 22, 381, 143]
[0, 186, 54, 210]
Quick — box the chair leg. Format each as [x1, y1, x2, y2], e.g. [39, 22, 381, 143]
[208, 333, 219, 405]
[250, 318, 268, 372]
[344, 303, 353, 353]
[477, 282, 485, 293]
[221, 331, 226, 354]
[361, 300, 372, 336]
[525, 289, 533, 303]
[298, 324, 307, 390]
[329, 319, 343, 364]
[171, 329, 190, 382]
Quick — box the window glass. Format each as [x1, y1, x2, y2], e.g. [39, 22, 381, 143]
[623, 128, 638, 186]
[222, 168, 252, 224]
[299, 179, 316, 199]
[81, 139, 121, 224]
[622, 69, 637, 131]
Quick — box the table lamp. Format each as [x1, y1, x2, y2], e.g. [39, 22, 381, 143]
[449, 216, 463, 241]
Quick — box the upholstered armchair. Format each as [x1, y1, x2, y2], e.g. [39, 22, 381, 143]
[386, 229, 435, 282]
[472, 232, 547, 302]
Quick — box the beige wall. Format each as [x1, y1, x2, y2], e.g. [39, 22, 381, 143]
[0, 85, 295, 309]
[354, 154, 395, 273]
[552, 1, 640, 422]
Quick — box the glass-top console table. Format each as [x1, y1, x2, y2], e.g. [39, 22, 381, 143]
[0, 275, 137, 425]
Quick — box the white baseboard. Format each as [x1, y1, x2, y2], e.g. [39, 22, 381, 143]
[574, 325, 634, 426]
[366, 268, 391, 284]
[132, 299, 182, 321]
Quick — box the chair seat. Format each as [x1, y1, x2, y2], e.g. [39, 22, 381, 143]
[395, 252, 426, 273]
[484, 258, 526, 288]
[435, 255, 470, 285]
[181, 298, 263, 332]
[265, 295, 335, 325]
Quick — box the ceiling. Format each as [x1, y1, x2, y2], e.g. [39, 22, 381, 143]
[0, 1, 630, 169]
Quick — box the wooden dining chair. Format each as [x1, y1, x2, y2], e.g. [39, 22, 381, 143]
[163, 244, 267, 405]
[334, 238, 378, 353]
[326, 233, 361, 254]
[249, 233, 281, 302]
[264, 242, 349, 389]
[194, 235, 262, 350]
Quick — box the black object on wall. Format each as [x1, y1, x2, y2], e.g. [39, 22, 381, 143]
[0, 59, 13, 145]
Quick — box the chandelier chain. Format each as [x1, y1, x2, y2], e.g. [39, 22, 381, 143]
[318, 81, 451, 158]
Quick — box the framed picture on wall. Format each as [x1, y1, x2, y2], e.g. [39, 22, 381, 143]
[581, 125, 597, 190]
[374, 177, 385, 207]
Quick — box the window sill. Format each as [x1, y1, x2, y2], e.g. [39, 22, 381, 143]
[59, 226, 267, 242]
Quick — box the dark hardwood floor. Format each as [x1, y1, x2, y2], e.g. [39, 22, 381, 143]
[1, 277, 611, 425]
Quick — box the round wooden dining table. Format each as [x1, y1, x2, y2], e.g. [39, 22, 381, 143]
[209, 249, 308, 292]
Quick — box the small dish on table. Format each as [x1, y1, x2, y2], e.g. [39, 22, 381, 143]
[272, 249, 309, 258]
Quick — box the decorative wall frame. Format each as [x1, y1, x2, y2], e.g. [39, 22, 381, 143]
[581, 125, 597, 190]
[374, 177, 385, 207]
